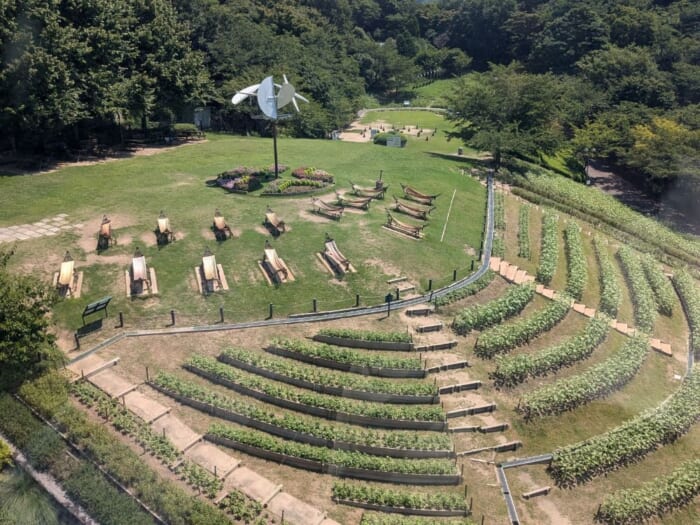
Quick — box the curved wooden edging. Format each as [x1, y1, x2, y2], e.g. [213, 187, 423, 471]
[184, 364, 448, 431]
[312, 334, 414, 351]
[148, 382, 453, 459]
[263, 346, 428, 379]
[332, 498, 468, 517]
[207, 434, 461, 485]
[219, 353, 433, 402]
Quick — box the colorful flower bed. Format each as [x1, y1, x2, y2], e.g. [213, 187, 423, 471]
[292, 166, 334, 183]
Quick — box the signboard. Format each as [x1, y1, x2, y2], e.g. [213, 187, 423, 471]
[82, 296, 112, 325]
[386, 136, 403, 148]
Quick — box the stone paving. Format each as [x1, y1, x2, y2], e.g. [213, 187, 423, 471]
[490, 256, 673, 356]
[0, 214, 82, 243]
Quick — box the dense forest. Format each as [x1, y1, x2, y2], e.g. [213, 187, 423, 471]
[1, 0, 699, 200]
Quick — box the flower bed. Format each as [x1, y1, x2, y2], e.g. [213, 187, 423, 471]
[262, 178, 329, 195]
[292, 166, 334, 183]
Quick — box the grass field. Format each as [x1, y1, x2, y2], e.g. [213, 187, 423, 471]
[0, 114, 485, 331]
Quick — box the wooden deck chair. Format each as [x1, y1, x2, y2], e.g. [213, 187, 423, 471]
[200, 247, 221, 293]
[130, 248, 150, 294]
[263, 206, 286, 236]
[311, 197, 344, 220]
[263, 240, 288, 283]
[400, 183, 439, 205]
[323, 233, 351, 274]
[385, 211, 425, 238]
[97, 215, 115, 249]
[212, 209, 232, 241]
[155, 210, 175, 244]
[57, 251, 76, 296]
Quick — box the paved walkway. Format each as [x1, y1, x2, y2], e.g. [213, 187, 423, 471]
[489, 256, 673, 356]
[0, 214, 81, 243]
[67, 360, 339, 525]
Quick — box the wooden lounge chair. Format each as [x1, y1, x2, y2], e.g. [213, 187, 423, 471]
[311, 198, 344, 220]
[336, 191, 372, 210]
[200, 247, 222, 293]
[130, 248, 151, 294]
[155, 210, 175, 245]
[56, 251, 77, 296]
[322, 233, 352, 275]
[97, 215, 115, 249]
[393, 196, 434, 220]
[212, 209, 232, 241]
[263, 206, 286, 236]
[385, 211, 426, 239]
[400, 183, 439, 205]
[350, 182, 388, 200]
[262, 240, 290, 284]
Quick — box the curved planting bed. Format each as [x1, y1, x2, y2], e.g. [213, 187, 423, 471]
[314, 328, 414, 351]
[207, 425, 461, 485]
[184, 356, 447, 430]
[549, 367, 700, 487]
[332, 482, 468, 517]
[491, 315, 611, 388]
[474, 296, 571, 358]
[452, 283, 535, 335]
[219, 348, 434, 402]
[265, 339, 426, 378]
[517, 335, 649, 419]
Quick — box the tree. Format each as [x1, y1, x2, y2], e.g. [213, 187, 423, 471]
[445, 63, 562, 170]
[0, 250, 63, 390]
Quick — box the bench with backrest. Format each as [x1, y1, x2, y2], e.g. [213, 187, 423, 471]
[351, 182, 387, 200]
[155, 211, 175, 244]
[212, 209, 232, 240]
[263, 206, 286, 235]
[336, 191, 371, 210]
[130, 248, 151, 294]
[385, 211, 425, 238]
[98, 215, 115, 249]
[57, 251, 77, 296]
[200, 247, 221, 293]
[401, 183, 439, 205]
[311, 198, 344, 220]
[393, 197, 434, 220]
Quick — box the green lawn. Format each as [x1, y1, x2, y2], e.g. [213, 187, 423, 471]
[0, 114, 486, 329]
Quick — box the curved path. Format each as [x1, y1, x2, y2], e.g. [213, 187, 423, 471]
[71, 172, 494, 362]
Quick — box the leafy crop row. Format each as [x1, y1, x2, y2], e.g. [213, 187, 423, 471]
[317, 328, 412, 343]
[433, 271, 495, 308]
[597, 459, 700, 524]
[564, 222, 587, 300]
[266, 339, 422, 371]
[536, 212, 559, 285]
[218, 490, 265, 524]
[491, 316, 610, 387]
[474, 296, 571, 358]
[184, 356, 445, 422]
[549, 367, 700, 487]
[617, 246, 657, 333]
[640, 254, 675, 316]
[152, 372, 451, 452]
[494, 190, 505, 231]
[332, 481, 466, 510]
[518, 336, 648, 419]
[452, 283, 535, 334]
[671, 269, 700, 354]
[593, 236, 622, 317]
[208, 424, 458, 475]
[491, 235, 505, 258]
[517, 204, 531, 259]
[221, 346, 432, 396]
[360, 515, 475, 525]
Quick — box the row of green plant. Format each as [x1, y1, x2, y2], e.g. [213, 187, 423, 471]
[617, 246, 657, 333]
[263, 178, 327, 194]
[152, 372, 451, 453]
[517, 204, 531, 259]
[671, 269, 700, 354]
[511, 174, 700, 267]
[474, 296, 571, 359]
[361, 515, 474, 525]
[640, 254, 675, 317]
[494, 190, 505, 231]
[71, 381, 181, 465]
[221, 347, 433, 396]
[593, 236, 622, 317]
[71, 381, 227, 501]
[185, 356, 445, 422]
[490, 315, 610, 388]
[596, 458, 700, 525]
[518, 335, 649, 419]
[267, 339, 423, 371]
[548, 367, 700, 487]
[208, 424, 458, 475]
[218, 489, 266, 524]
[491, 235, 505, 258]
[332, 481, 467, 510]
[563, 222, 587, 300]
[292, 166, 334, 183]
[0, 393, 155, 525]
[317, 328, 412, 344]
[452, 283, 535, 335]
[432, 271, 495, 308]
[536, 212, 559, 285]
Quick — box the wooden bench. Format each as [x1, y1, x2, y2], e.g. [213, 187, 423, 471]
[311, 198, 343, 220]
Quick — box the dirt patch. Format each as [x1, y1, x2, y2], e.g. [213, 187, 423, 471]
[364, 257, 403, 279]
[298, 209, 335, 224]
[139, 232, 157, 247]
[84, 253, 131, 266]
[77, 213, 139, 254]
[254, 225, 271, 237]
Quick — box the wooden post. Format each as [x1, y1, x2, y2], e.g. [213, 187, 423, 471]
[219, 306, 224, 323]
[355, 294, 360, 307]
[428, 279, 432, 291]
[74, 333, 80, 349]
[313, 298, 317, 312]
[395, 287, 400, 300]
[118, 311, 124, 328]
[170, 309, 175, 325]
[453, 269, 457, 281]
[268, 303, 273, 319]
[145, 367, 149, 382]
